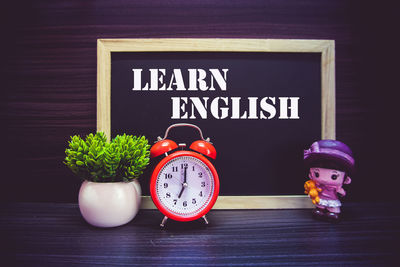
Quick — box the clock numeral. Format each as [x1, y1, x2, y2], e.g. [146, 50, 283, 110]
[172, 166, 178, 172]
[173, 199, 177, 205]
[163, 183, 168, 188]
[192, 198, 196, 204]
[183, 201, 187, 207]
[181, 163, 188, 169]
[201, 181, 205, 187]
[164, 173, 172, 179]
[192, 166, 195, 171]
[166, 192, 171, 198]
[198, 172, 203, 178]
[199, 191, 203, 197]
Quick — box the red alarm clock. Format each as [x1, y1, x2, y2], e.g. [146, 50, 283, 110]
[150, 123, 219, 227]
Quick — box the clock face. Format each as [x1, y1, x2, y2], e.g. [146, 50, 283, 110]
[151, 152, 218, 220]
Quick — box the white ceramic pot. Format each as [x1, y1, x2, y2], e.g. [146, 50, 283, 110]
[78, 180, 141, 228]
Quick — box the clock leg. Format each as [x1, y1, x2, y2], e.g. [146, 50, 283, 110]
[202, 215, 209, 225]
[160, 216, 168, 228]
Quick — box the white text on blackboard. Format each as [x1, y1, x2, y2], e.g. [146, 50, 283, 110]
[132, 68, 300, 120]
[132, 68, 228, 91]
[171, 97, 299, 119]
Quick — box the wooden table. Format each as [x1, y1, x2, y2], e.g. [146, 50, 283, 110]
[1, 202, 397, 266]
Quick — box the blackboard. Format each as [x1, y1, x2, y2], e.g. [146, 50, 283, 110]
[97, 39, 335, 209]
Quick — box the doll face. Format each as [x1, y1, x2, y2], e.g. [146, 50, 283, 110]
[309, 167, 346, 186]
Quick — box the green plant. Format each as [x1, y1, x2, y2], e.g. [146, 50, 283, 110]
[64, 132, 150, 182]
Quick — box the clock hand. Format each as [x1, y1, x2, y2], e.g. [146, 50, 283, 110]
[178, 181, 188, 198]
[178, 167, 188, 198]
[178, 186, 185, 198]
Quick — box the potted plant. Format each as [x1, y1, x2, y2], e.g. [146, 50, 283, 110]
[64, 132, 150, 227]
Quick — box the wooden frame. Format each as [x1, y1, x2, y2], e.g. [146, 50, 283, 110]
[97, 38, 336, 209]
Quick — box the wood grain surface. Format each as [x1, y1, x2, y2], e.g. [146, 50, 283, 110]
[1, 202, 398, 266]
[1, 0, 397, 202]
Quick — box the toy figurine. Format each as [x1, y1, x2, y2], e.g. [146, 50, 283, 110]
[304, 140, 355, 222]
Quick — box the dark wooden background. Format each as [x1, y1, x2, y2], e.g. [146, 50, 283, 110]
[1, 0, 397, 202]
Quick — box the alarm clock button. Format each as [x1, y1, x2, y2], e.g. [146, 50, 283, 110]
[190, 140, 217, 159]
[150, 139, 178, 158]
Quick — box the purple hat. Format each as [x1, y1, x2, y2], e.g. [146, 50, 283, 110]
[304, 140, 355, 174]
